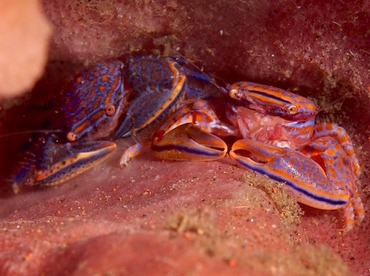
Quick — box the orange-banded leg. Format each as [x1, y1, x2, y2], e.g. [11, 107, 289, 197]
[119, 140, 152, 168]
[164, 100, 239, 137]
[119, 99, 233, 167]
[230, 138, 362, 231]
[313, 122, 361, 177]
[299, 137, 364, 231]
[12, 133, 116, 193]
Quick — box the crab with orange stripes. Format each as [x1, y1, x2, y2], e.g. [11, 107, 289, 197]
[223, 82, 364, 231]
[12, 57, 363, 231]
[137, 81, 364, 231]
[12, 56, 225, 193]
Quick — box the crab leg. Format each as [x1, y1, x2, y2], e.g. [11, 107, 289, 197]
[119, 141, 152, 168]
[313, 122, 361, 176]
[164, 100, 239, 137]
[299, 137, 364, 231]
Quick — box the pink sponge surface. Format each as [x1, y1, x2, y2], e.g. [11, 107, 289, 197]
[0, 0, 369, 275]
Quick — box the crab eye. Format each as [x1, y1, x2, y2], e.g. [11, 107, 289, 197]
[105, 104, 116, 116]
[287, 105, 298, 114]
[229, 88, 238, 99]
[67, 131, 77, 142]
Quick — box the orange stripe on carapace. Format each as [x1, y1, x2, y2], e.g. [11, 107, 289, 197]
[104, 75, 120, 104]
[230, 82, 318, 119]
[73, 121, 88, 135]
[101, 74, 109, 82]
[132, 64, 186, 131]
[245, 83, 292, 102]
[99, 85, 107, 92]
[246, 82, 316, 112]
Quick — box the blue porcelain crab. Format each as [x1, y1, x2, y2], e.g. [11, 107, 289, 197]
[224, 82, 363, 231]
[125, 80, 364, 231]
[12, 57, 363, 231]
[12, 56, 226, 193]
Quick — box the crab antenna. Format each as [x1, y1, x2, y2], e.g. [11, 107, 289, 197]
[0, 129, 63, 138]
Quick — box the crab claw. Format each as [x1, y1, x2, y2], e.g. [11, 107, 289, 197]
[229, 139, 350, 211]
[151, 124, 227, 161]
[13, 139, 116, 193]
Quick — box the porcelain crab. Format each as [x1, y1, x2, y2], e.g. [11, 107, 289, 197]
[135, 80, 364, 230]
[224, 82, 364, 231]
[12, 56, 222, 193]
[12, 60, 129, 193]
[11, 56, 364, 231]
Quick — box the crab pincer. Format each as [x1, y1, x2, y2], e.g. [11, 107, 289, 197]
[12, 60, 131, 192]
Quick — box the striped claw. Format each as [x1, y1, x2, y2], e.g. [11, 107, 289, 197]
[12, 134, 116, 193]
[151, 124, 227, 161]
[33, 141, 116, 185]
[230, 137, 363, 231]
